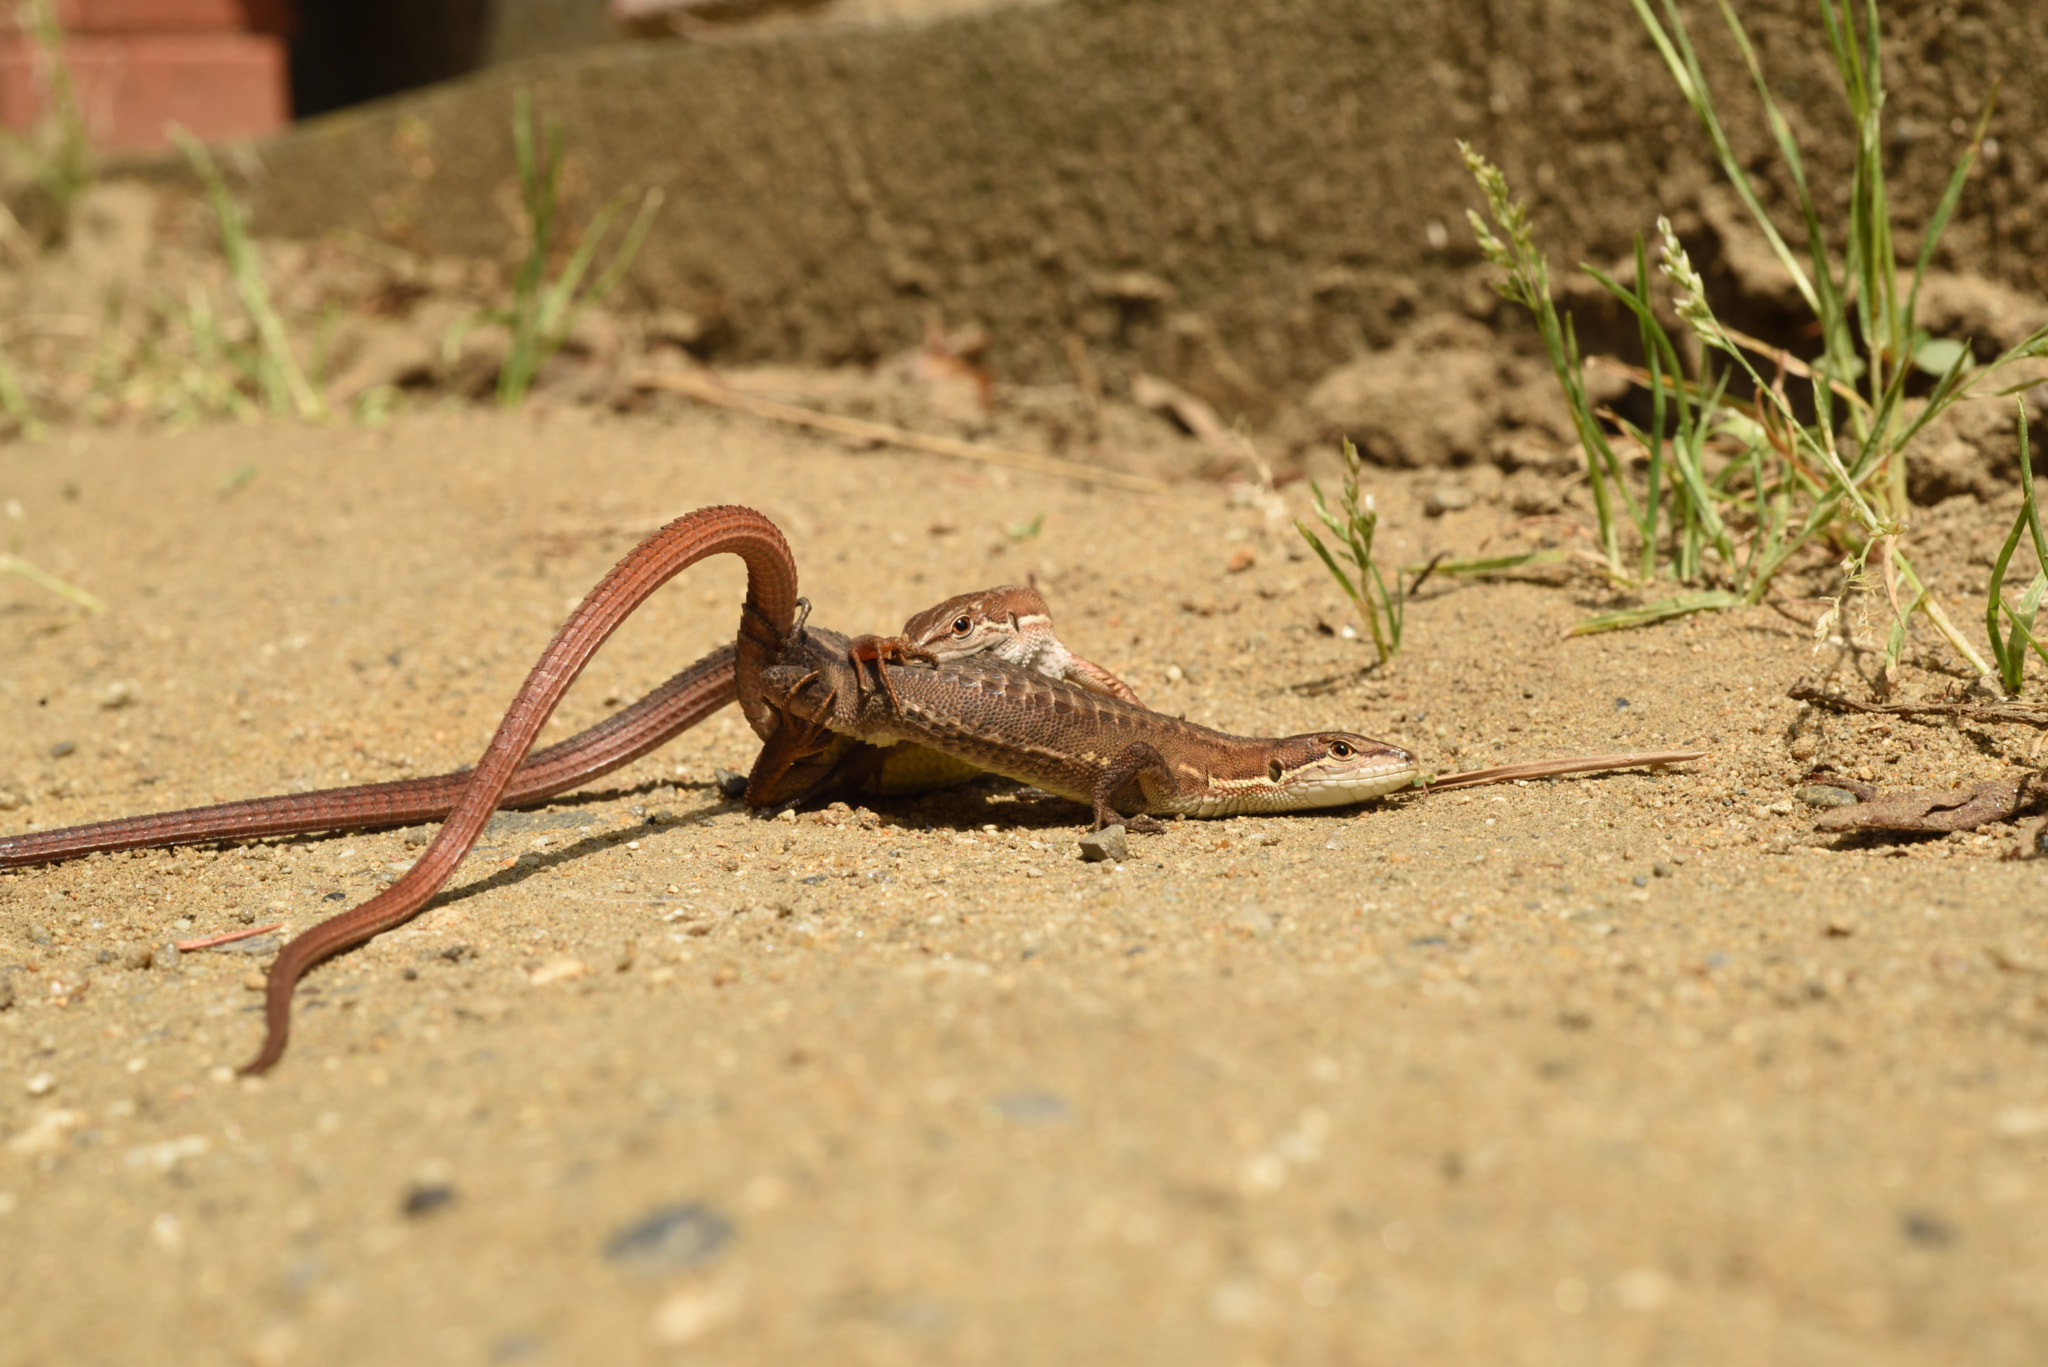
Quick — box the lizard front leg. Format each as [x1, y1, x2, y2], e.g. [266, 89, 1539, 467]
[844, 633, 939, 711]
[1091, 741, 1172, 833]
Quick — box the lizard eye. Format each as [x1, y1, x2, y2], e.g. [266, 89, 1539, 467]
[1329, 740, 1355, 759]
[952, 616, 973, 635]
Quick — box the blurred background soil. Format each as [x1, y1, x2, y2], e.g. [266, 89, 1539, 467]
[3, 1, 2048, 1363]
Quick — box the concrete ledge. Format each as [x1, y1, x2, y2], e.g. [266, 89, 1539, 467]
[239, 0, 2043, 413]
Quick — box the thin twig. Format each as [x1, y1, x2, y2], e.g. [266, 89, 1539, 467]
[632, 370, 1168, 494]
[1421, 750, 1709, 791]
[175, 922, 285, 953]
[1788, 683, 2048, 728]
[0, 553, 106, 612]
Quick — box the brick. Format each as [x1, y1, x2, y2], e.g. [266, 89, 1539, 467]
[50, 1, 292, 34]
[0, 31, 287, 151]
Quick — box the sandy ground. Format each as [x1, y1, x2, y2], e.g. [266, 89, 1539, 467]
[3, 406, 2047, 1365]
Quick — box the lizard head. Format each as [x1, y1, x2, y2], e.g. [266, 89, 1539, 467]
[901, 585, 1051, 662]
[1257, 732, 1418, 809]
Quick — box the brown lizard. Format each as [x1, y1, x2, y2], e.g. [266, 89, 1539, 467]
[846, 584, 1142, 709]
[747, 614, 1418, 827]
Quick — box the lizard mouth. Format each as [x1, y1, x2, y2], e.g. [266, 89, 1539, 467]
[1193, 746, 1418, 817]
[1281, 751, 1420, 807]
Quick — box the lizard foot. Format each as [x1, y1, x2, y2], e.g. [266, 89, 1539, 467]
[845, 633, 939, 712]
[1091, 741, 1171, 832]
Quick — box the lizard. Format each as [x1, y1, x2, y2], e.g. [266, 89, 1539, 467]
[746, 610, 1702, 823]
[745, 610, 1418, 827]
[843, 582, 1142, 710]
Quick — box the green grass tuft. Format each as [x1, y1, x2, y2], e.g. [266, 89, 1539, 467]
[1297, 437, 1424, 666]
[1985, 404, 2048, 694]
[1461, 0, 2048, 683]
[170, 127, 327, 422]
[455, 92, 664, 408]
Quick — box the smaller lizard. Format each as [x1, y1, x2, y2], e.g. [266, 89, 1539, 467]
[844, 583, 1140, 709]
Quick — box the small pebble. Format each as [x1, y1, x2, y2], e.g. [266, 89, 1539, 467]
[1078, 826, 1128, 863]
[648, 1280, 742, 1346]
[0, 789, 25, 811]
[603, 1203, 734, 1277]
[150, 943, 181, 972]
[225, 933, 281, 956]
[1797, 785, 1859, 809]
[1899, 1210, 1956, 1248]
[528, 957, 587, 986]
[25, 1072, 55, 1097]
[402, 1181, 457, 1218]
[713, 770, 748, 801]
[989, 1089, 1075, 1125]
[1788, 736, 1818, 760]
[243, 973, 266, 992]
[97, 680, 138, 710]
[1651, 861, 1675, 878]
[1423, 485, 1473, 516]
[48, 741, 76, 759]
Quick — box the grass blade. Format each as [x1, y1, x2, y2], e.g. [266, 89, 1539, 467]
[1569, 591, 1741, 636]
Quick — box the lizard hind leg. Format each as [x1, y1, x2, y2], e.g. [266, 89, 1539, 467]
[742, 681, 842, 809]
[1066, 655, 1144, 706]
[1091, 740, 1171, 833]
